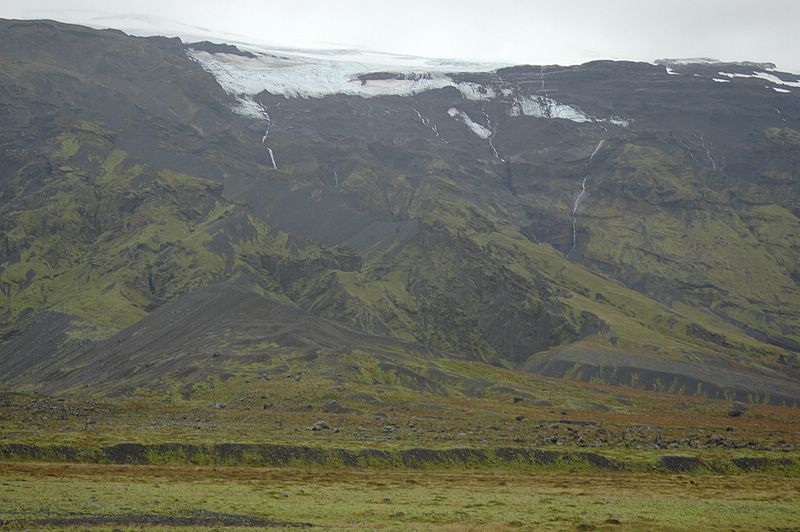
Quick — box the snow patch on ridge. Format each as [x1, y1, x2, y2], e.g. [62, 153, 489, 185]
[659, 58, 723, 66]
[515, 95, 592, 122]
[509, 96, 629, 127]
[233, 96, 270, 119]
[718, 71, 800, 88]
[448, 108, 491, 139]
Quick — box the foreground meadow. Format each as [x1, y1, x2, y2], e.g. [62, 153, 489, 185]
[1, 462, 799, 530]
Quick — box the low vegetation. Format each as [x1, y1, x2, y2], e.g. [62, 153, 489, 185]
[1, 463, 799, 530]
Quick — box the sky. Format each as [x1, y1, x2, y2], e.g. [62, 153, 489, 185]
[2, 0, 799, 72]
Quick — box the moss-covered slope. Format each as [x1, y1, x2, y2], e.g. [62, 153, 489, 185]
[1, 19, 798, 404]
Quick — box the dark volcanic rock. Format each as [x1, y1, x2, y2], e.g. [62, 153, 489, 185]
[188, 41, 257, 58]
[660, 455, 705, 472]
[310, 420, 331, 431]
[322, 400, 352, 414]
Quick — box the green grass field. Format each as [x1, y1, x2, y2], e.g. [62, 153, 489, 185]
[1, 462, 799, 530]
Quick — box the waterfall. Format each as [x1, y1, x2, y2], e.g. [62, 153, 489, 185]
[260, 116, 277, 170]
[482, 107, 503, 162]
[570, 140, 604, 255]
[411, 107, 447, 143]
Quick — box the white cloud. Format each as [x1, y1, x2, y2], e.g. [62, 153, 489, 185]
[2, 0, 799, 72]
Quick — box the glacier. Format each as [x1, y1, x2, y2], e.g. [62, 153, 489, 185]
[188, 48, 502, 101]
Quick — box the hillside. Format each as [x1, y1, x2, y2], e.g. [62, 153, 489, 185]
[1, 18, 799, 406]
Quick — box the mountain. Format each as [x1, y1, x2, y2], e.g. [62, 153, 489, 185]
[1, 18, 798, 405]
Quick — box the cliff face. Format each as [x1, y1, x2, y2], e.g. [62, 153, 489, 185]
[1, 19, 798, 403]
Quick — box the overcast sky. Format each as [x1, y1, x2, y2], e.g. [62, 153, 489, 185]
[2, 0, 799, 71]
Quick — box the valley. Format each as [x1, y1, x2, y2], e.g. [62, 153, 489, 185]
[0, 17, 798, 530]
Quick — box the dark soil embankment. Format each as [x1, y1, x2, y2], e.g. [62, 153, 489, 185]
[0, 442, 796, 474]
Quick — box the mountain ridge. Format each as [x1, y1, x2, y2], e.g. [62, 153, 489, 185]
[1, 18, 798, 405]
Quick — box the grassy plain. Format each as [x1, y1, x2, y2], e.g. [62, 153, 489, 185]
[1, 462, 800, 530]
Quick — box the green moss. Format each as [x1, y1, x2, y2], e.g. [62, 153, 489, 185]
[765, 127, 800, 145]
[573, 141, 799, 360]
[0, 135, 293, 341]
[58, 135, 80, 158]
